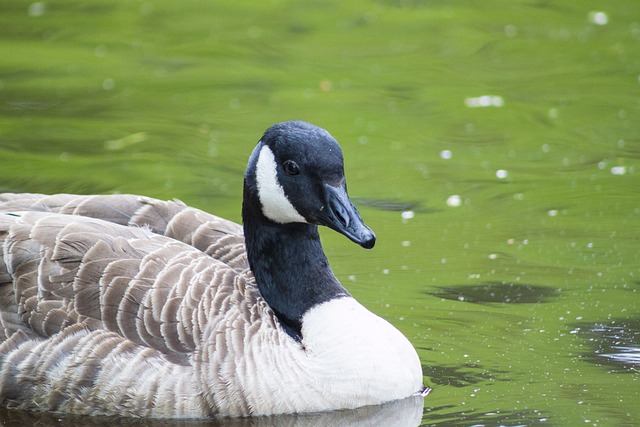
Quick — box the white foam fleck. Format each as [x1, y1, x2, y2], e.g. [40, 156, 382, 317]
[102, 78, 115, 91]
[610, 166, 626, 175]
[589, 11, 608, 26]
[504, 24, 517, 37]
[401, 211, 414, 222]
[28, 2, 46, 17]
[447, 195, 462, 207]
[464, 95, 504, 108]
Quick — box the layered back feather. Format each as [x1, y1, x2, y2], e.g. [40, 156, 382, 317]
[0, 194, 296, 417]
[0, 193, 248, 270]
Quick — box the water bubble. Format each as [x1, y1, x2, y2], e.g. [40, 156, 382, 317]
[504, 24, 517, 37]
[588, 11, 608, 26]
[102, 78, 115, 90]
[401, 211, 414, 223]
[464, 95, 504, 108]
[610, 166, 626, 175]
[447, 195, 462, 207]
[28, 2, 46, 17]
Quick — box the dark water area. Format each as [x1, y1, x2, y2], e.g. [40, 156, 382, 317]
[1, 0, 639, 425]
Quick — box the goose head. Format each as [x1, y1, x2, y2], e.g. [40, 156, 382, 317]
[243, 120, 375, 249]
[241, 121, 377, 338]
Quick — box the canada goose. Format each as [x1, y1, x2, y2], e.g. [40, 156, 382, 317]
[0, 121, 425, 418]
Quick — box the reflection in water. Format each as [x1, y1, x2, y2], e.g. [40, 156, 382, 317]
[422, 407, 550, 427]
[0, 395, 424, 427]
[423, 364, 509, 388]
[427, 281, 559, 304]
[574, 318, 640, 373]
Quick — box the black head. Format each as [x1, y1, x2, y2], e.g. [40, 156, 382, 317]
[244, 121, 375, 249]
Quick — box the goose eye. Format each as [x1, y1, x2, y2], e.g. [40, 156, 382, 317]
[283, 160, 300, 176]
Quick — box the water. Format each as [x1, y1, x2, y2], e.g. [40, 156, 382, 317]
[1, 0, 639, 425]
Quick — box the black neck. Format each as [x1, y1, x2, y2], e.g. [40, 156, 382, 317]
[242, 186, 349, 340]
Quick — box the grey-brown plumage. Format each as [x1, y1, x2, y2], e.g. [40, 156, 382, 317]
[0, 193, 248, 271]
[0, 194, 269, 417]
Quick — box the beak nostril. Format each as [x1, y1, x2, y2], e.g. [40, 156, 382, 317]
[322, 182, 373, 248]
[331, 201, 349, 228]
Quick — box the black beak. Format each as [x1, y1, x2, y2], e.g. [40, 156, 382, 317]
[319, 183, 376, 249]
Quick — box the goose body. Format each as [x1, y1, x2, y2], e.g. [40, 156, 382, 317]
[0, 121, 424, 418]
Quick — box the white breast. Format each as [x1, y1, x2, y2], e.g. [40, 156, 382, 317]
[301, 297, 423, 405]
[222, 297, 423, 416]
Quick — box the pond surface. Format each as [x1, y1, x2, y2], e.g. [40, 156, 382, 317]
[1, 0, 639, 425]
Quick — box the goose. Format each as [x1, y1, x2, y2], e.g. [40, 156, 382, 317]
[0, 121, 425, 418]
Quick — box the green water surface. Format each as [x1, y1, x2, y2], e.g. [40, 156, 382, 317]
[1, 0, 639, 426]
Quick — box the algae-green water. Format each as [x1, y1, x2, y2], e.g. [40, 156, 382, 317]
[1, 1, 639, 425]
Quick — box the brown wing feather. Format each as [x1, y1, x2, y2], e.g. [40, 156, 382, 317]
[0, 195, 299, 417]
[0, 193, 248, 271]
[0, 210, 259, 359]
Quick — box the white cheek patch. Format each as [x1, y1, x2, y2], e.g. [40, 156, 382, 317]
[255, 145, 307, 224]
